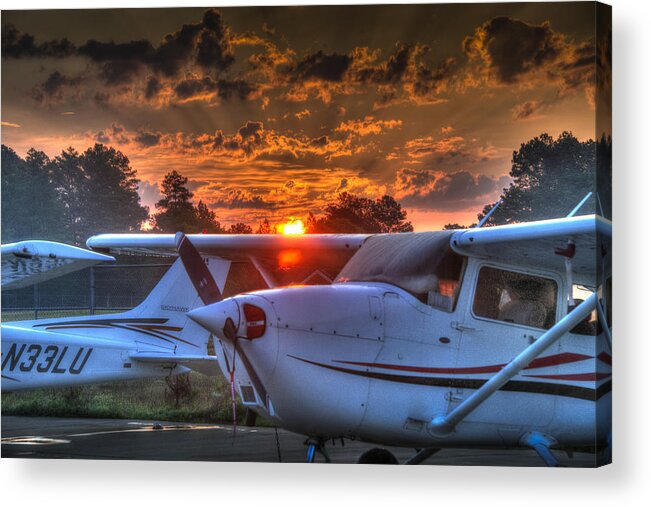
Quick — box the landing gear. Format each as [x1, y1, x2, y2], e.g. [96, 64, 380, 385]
[305, 439, 331, 463]
[520, 431, 566, 467]
[356, 447, 399, 464]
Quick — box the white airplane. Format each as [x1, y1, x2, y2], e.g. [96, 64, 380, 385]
[1, 212, 611, 466]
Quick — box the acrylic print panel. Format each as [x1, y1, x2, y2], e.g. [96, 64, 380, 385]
[1, 2, 611, 467]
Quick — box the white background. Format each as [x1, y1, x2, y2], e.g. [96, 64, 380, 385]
[1, 0, 649, 505]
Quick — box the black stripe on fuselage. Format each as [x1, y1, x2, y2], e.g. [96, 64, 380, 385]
[33, 318, 197, 348]
[289, 356, 611, 401]
[34, 318, 169, 327]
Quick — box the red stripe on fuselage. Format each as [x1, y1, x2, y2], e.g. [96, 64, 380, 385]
[335, 352, 593, 375]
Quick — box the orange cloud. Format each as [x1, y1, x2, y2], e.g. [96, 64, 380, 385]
[335, 116, 403, 136]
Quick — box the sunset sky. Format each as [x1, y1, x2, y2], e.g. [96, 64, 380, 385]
[1, 3, 600, 231]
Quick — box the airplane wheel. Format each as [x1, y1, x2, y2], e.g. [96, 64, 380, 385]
[357, 448, 399, 464]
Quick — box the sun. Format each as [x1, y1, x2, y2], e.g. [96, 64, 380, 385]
[278, 218, 306, 235]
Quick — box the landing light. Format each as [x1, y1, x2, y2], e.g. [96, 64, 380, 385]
[243, 303, 266, 339]
[278, 218, 305, 235]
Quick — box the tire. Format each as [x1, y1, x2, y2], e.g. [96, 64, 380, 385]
[356, 447, 399, 464]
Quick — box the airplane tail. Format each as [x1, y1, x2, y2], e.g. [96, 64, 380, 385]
[1, 257, 232, 391]
[118, 256, 231, 355]
[9, 256, 232, 357]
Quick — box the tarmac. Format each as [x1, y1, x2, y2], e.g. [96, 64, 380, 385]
[1, 416, 598, 466]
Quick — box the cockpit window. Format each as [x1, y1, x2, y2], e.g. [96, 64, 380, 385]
[472, 267, 558, 329]
[569, 284, 598, 335]
[426, 249, 464, 311]
[335, 231, 464, 310]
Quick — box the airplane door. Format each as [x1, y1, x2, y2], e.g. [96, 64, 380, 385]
[357, 291, 462, 442]
[453, 262, 561, 428]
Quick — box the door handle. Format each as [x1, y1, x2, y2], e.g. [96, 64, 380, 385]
[451, 321, 479, 332]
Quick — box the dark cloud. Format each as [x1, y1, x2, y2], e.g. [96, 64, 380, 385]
[210, 188, 273, 209]
[463, 16, 594, 97]
[195, 9, 235, 71]
[292, 50, 352, 82]
[173, 76, 257, 101]
[281, 42, 454, 106]
[93, 91, 111, 108]
[396, 168, 509, 211]
[94, 130, 110, 144]
[310, 135, 329, 147]
[236, 121, 264, 154]
[151, 22, 202, 77]
[216, 79, 257, 100]
[174, 76, 217, 99]
[31, 71, 83, 104]
[144, 75, 162, 100]
[463, 17, 563, 84]
[2, 24, 75, 58]
[134, 130, 162, 147]
[94, 123, 128, 145]
[78, 39, 154, 62]
[78, 39, 154, 85]
[596, 29, 611, 100]
[151, 8, 234, 77]
[76, 10, 233, 84]
[512, 100, 543, 120]
[356, 44, 410, 84]
[12, 8, 237, 91]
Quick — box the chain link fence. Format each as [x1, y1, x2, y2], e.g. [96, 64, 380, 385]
[1, 256, 175, 321]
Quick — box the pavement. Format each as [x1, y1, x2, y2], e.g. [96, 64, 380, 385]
[1, 416, 598, 466]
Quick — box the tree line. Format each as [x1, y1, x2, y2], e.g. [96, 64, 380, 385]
[151, 168, 414, 234]
[2, 144, 148, 244]
[1, 131, 610, 244]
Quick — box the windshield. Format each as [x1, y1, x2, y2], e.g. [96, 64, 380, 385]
[336, 231, 464, 307]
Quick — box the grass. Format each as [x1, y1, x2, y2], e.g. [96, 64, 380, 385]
[1, 372, 271, 425]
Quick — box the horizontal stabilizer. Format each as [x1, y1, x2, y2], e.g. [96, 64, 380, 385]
[130, 352, 221, 376]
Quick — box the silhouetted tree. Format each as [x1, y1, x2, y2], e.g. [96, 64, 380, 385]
[229, 222, 253, 234]
[78, 144, 149, 237]
[196, 200, 223, 233]
[478, 132, 601, 225]
[152, 170, 200, 233]
[256, 218, 274, 234]
[1, 146, 68, 243]
[307, 192, 413, 233]
[50, 147, 85, 243]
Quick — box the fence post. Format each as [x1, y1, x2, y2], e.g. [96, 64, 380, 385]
[33, 283, 39, 320]
[89, 266, 95, 315]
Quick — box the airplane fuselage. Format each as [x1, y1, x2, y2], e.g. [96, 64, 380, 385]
[214, 273, 610, 451]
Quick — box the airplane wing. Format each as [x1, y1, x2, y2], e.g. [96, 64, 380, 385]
[1, 240, 115, 290]
[87, 233, 370, 286]
[449, 214, 612, 285]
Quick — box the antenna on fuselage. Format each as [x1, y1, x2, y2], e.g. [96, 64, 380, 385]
[476, 198, 503, 228]
[567, 192, 593, 218]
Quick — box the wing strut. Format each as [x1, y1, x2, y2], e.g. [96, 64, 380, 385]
[427, 293, 598, 437]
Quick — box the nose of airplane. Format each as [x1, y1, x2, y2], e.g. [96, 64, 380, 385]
[188, 298, 240, 338]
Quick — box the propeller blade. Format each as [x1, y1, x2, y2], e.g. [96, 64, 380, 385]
[175, 232, 222, 305]
[176, 232, 269, 411]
